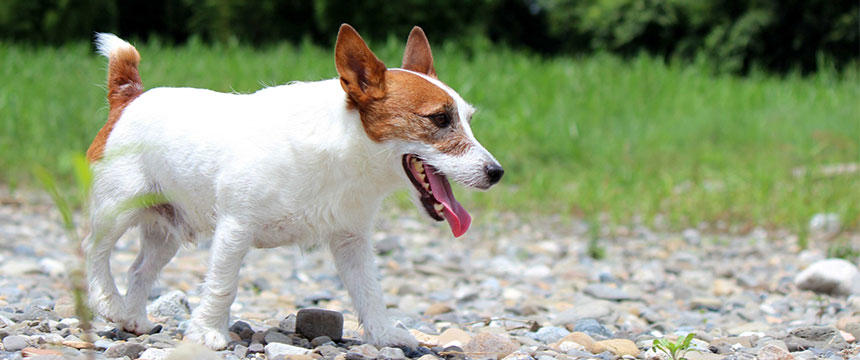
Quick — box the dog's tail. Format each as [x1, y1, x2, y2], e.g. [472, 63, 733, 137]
[88, 33, 144, 162]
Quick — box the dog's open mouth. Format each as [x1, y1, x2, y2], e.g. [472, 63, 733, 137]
[402, 154, 471, 237]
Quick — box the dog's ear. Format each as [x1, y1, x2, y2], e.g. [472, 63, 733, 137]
[335, 24, 387, 107]
[402, 26, 436, 77]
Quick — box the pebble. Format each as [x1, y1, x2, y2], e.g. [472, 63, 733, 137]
[592, 339, 640, 356]
[583, 284, 638, 301]
[794, 259, 859, 296]
[2, 335, 29, 351]
[296, 308, 343, 341]
[572, 318, 613, 338]
[104, 342, 147, 359]
[265, 328, 293, 345]
[147, 290, 191, 320]
[463, 332, 518, 358]
[265, 342, 311, 357]
[528, 326, 569, 343]
[378, 347, 407, 360]
[139, 347, 171, 360]
[437, 328, 471, 348]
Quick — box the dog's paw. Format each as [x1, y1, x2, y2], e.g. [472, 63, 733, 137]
[121, 316, 157, 335]
[183, 321, 230, 350]
[364, 326, 419, 349]
[91, 294, 126, 323]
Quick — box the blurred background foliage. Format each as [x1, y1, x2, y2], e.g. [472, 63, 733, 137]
[0, 0, 856, 74]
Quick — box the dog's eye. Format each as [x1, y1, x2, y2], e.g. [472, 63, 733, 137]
[426, 113, 451, 128]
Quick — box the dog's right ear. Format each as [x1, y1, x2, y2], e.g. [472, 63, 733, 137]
[335, 24, 387, 107]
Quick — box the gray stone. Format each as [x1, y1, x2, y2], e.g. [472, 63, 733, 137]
[2, 335, 29, 351]
[146, 290, 190, 320]
[378, 347, 407, 360]
[264, 342, 311, 357]
[785, 326, 848, 351]
[573, 318, 613, 338]
[264, 329, 292, 345]
[528, 326, 570, 343]
[794, 259, 859, 296]
[104, 342, 147, 359]
[233, 344, 248, 358]
[583, 284, 638, 301]
[248, 342, 264, 353]
[310, 335, 333, 347]
[279, 314, 297, 333]
[229, 321, 255, 341]
[296, 308, 343, 341]
[553, 300, 613, 326]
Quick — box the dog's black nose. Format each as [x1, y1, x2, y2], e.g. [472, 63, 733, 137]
[485, 163, 504, 185]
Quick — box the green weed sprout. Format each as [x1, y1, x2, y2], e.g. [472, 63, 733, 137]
[652, 333, 697, 360]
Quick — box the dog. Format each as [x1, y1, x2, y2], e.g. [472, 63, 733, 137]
[84, 24, 503, 350]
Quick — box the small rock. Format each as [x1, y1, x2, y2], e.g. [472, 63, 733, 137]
[233, 344, 248, 358]
[573, 319, 613, 338]
[348, 343, 379, 358]
[104, 342, 147, 359]
[61, 340, 94, 349]
[592, 339, 640, 356]
[424, 303, 453, 316]
[785, 326, 848, 351]
[528, 326, 570, 344]
[794, 258, 859, 296]
[583, 284, 638, 301]
[279, 314, 297, 333]
[248, 343, 265, 353]
[756, 344, 792, 360]
[417, 355, 442, 360]
[311, 335, 333, 347]
[554, 332, 595, 352]
[229, 321, 255, 341]
[378, 347, 407, 360]
[690, 297, 722, 311]
[463, 332, 518, 358]
[501, 350, 535, 360]
[438, 328, 471, 348]
[2, 335, 29, 351]
[147, 290, 191, 320]
[553, 301, 613, 325]
[296, 308, 343, 341]
[139, 348, 171, 360]
[265, 329, 293, 345]
[265, 342, 311, 357]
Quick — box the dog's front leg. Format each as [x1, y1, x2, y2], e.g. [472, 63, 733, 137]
[330, 233, 418, 348]
[185, 216, 250, 350]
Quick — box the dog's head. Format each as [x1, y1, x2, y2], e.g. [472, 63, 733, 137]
[335, 24, 503, 237]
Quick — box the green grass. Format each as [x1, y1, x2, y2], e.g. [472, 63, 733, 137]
[1, 38, 858, 231]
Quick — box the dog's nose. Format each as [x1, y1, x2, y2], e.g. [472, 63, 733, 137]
[485, 163, 504, 185]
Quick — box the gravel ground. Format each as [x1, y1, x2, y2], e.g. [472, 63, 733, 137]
[0, 189, 858, 360]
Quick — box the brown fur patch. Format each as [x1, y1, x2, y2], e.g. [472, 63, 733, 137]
[358, 70, 472, 156]
[87, 46, 144, 162]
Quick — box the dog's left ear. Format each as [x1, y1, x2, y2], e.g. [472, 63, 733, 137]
[335, 24, 387, 107]
[402, 26, 436, 77]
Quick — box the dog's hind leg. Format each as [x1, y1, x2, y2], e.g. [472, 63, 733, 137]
[121, 213, 181, 334]
[185, 216, 250, 350]
[84, 195, 140, 326]
[330, 233, 418, 348]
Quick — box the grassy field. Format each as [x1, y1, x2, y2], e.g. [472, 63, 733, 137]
[1, 38, 858, 232]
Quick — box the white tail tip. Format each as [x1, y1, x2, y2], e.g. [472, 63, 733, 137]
[94, 33, 134, 58]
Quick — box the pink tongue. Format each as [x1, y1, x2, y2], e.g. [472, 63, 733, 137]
[424, 163, 472, 237]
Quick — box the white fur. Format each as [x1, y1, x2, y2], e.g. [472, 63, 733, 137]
[85, 38, 499, 351]
[95, 33, 134, 57]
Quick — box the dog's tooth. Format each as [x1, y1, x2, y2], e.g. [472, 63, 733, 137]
[423, 182, 431, 191]
[413, 162, 423, 173]
[434, 203, 444, 212]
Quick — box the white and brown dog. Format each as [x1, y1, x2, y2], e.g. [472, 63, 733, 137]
[84, 24, 502, 349]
